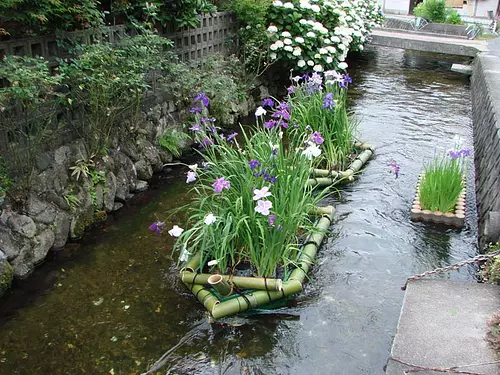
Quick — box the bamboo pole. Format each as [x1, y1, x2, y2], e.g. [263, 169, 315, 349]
[180, 272, 283, 291]
[290, 205, 334, 283]
[182, 206, 335, 319]
[307, 148, 373, 188]
[208, 274, 232, 296]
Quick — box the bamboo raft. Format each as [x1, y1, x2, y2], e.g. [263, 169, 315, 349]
[180, 142, 374, 319]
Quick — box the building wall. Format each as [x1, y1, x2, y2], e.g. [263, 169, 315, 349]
[381, 0, 498, 17]
[381, 0, 410, 15]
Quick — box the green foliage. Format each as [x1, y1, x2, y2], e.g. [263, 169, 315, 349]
[288, 75, 357, 171]
[59, 33, 173, 156]
[413, 0, 447, 23]
[445, 9, 462, 25]
[63, 193, 81, 213]
[159, 53, 249, 125]
[0, 56, 63, 192]
[110, 0, 217, 30]
[158, 130, 190, 157]
[0, 157, 13, 198]
[418, 151, 467, 213]
[173, 123, 323, 277]
[0, 0, 103, 37]
[223, 0, 273, 76]
[70, 157, 95, 181]
[480, 244, 500, 284]
[87, 169, 106, 207]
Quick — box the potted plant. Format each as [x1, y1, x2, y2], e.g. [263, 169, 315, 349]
[411, 139, 470, 227]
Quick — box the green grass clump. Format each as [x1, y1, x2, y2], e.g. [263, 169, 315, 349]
[288, 72, 357, 171]
[419, 152, 467, 213]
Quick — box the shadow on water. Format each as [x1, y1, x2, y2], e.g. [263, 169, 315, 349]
[0, 47, 477, 375]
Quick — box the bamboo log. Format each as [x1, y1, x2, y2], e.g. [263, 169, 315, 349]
[307, 149, 373, 187]
[184, 280, 303, 319]
[290, 206, 335, 283]
[183, 252, 201, 273]
[208, 274, 232, 296]
[180, 272, 283, 291]
[354, 141, 375, 151]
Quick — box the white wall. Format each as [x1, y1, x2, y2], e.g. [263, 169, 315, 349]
[456, 0, 498, 18]
[382, 0, 410, 14]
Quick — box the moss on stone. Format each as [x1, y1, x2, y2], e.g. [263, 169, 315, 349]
[0, 261, 14, 296]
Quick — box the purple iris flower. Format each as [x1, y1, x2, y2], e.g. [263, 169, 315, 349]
[149, 221, 166, 235]
[388, 161, 400, 178]
[322, 93, 335, 109]
[249, 159, 261, 170]
[212, 177, 231, 193]
[262, 98, 275, 108]
[272, 102, 291, 121]
[190, 107, 203, 114]
[449, 149, 472, 159]
[265, 119, 277, 129]
[267, 175, 277, 184]
[310, 131, 324, 145]
[340, 74, 352, 89]
[194, 93, 210, 107]
[198, 138, 213, 148]
[287, 86, 296, 95]
[271, 149, 278, 156]
[269, 214, 276, 228]
[302, 74, 310, 82]
[344, 73, 352, 85]
[189, 124, 201, 131]
[200, 117, 216, 123]
[227, 132, 238, 142]
[280, 121, 289, 129]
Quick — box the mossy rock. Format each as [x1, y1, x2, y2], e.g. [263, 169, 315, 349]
[0, 260, 14, 296]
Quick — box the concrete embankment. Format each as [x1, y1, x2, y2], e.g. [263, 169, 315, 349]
[386, 280, 500, 375]
[370, 29, 488, 57]
[471, 53, 500, 248]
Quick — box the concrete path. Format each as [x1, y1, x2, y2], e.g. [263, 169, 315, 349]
[371, 29, 489, 56]
[386, 280, 500, 375]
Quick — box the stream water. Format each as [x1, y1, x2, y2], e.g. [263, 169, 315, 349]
[0, 46, 477, 375]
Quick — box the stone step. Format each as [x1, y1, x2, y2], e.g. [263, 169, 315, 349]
[386, 279, 500, 375]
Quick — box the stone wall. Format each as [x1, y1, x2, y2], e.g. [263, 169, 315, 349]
[0, 91, 259, 296]
[471, 54, 500, 248]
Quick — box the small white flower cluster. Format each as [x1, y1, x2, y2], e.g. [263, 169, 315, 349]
[266, 0, 383, 71]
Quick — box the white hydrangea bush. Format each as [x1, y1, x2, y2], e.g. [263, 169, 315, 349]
[266, 0, 383, 72]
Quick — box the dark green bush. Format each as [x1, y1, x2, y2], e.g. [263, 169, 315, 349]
[0, 0, 103, 37]
[445, 9, 462, 24]
[222, 0, 273, 77]
[413, 0, 447, 23]
[159, 53, 250, 125]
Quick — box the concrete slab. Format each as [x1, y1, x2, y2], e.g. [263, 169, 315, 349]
[451, 63, 473, 75]
[371, 29, 489, 57]
[386, 280, 500, 375]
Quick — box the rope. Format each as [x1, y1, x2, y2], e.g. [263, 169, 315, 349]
[402, 249, 500, 290]
[388, 356, 498, 374]
[264, 277, 272, 301]
[190, 273, 201, 293]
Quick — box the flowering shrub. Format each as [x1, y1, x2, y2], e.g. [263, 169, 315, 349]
[266, 0, 383, 72]
[419, 136, 470, 213]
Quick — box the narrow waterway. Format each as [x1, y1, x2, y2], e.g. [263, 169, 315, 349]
[0, 46, 476, 375]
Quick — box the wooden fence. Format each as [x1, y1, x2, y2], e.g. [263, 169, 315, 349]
[0, 12, 238, 63]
